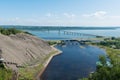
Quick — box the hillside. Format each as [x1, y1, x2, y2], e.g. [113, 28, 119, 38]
[0, 32, 53, 70]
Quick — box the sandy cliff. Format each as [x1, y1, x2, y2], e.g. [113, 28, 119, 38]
[0, 33, 53, 70]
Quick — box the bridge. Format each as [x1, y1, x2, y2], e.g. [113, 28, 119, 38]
[38, 29, 104, 38]
[63, 31, 103, 38]
[62, 31, 105, 41]
[39, 29, 105, 40]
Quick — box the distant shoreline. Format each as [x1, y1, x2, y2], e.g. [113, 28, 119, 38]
[1, 25, 119, 31]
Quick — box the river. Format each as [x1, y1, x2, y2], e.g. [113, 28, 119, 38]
[40, 40, 106, 80]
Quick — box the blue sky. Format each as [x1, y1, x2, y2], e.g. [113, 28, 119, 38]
[0, 0, 120, 26]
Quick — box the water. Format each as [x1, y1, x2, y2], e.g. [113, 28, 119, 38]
[40, 41, 106, 80]
[27, 28, 120, 40]
[2, 26, 120, 40]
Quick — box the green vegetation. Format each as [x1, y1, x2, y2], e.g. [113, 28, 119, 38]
[87, 48, 120, 80]
[0, 27, 23, 35]
[18, 50, 58, 80]
[48, 40, 61, 45]
[97, 37, 120, 49]
[0, 68, 12, 80]
[82, 37, 120, 80]
[0, 64, 12, 80]
[18, 64, 43, 80]
[0, 27, 31, 36]
[48, 41, 58, 45]
[98, 55, 106, 66]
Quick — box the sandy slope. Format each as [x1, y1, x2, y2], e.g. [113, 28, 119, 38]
[0, 33, 53, 70]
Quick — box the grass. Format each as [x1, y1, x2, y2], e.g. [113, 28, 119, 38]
[18, 50, 59, 80]
[47, 40, 61, 46]
[90, 43, 120, 66]
[0, 64, 12, 80]
[101, 46, 120, 66]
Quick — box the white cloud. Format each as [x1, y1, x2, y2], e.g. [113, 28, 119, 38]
[63, 13, 76, 18]
[82, 14, 92, 17]
[45, 13, 59, 19]
[109, 15, 120, 19]
[7, 17, 20, 21]
[94, 11, 107, 17]
[46, 13, 52, 17]
[2, 12, 120, 26]
[82, 11, 107, 19]
[82, 11, 120, 21]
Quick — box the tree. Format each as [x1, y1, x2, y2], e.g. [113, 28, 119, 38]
[99, 55, 106, 66]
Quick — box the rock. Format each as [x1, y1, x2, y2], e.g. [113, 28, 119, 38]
[0, 33, 53, 70]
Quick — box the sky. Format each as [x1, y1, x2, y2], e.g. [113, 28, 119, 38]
[0, 0, 120, 26]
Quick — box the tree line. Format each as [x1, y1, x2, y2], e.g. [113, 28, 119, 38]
[0, 27, 23, 35]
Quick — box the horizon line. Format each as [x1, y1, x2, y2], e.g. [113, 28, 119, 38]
[0, 25, 120, 27]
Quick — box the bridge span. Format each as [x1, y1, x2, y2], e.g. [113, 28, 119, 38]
[63, 31, 104, 38]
